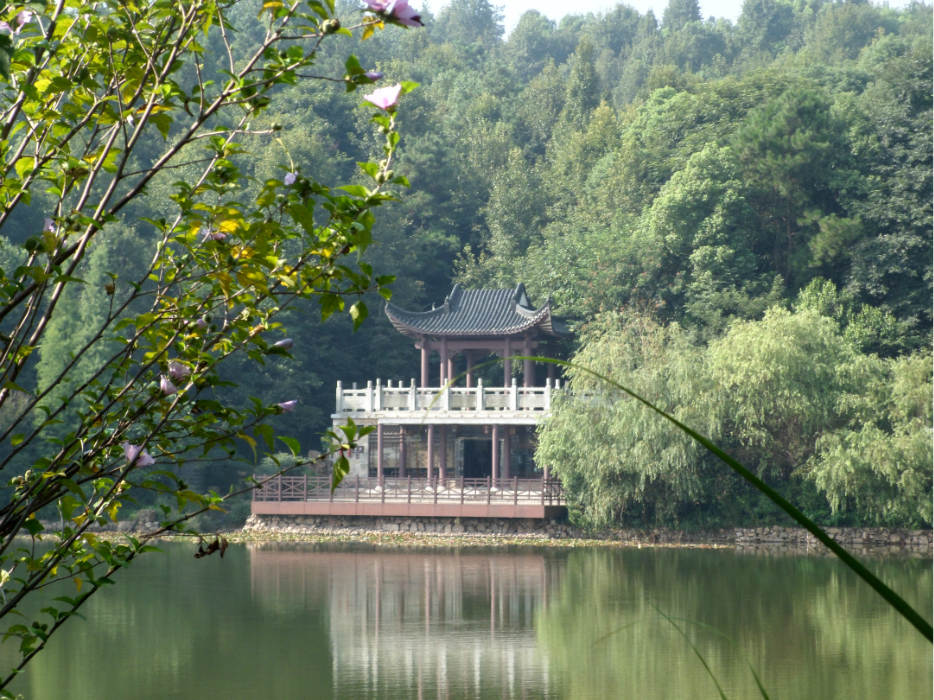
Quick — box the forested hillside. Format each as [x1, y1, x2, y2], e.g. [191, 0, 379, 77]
[4, 0, 930, 525]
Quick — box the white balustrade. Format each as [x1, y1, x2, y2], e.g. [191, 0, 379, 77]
[334, 380, 562, 415]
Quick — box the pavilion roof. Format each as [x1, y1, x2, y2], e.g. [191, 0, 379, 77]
[385, 284, 569, 339]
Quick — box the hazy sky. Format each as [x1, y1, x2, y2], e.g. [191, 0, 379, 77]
[423, 0, 914, 34]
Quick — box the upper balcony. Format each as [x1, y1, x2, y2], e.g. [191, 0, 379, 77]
[334, 378, 565, 424]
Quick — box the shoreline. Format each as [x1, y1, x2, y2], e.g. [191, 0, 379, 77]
[113, 525, 931, 558]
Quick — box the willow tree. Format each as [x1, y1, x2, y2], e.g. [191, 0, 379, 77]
[0, 0, 422, 690]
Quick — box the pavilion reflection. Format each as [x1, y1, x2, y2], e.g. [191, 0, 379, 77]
[248, 545, 565, 699]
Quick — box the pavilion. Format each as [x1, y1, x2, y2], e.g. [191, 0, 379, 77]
[252, 283, 570, 519]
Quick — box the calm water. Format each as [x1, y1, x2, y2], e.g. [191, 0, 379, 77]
[6, 542, 932, 699]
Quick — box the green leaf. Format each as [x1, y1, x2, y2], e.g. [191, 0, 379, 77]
[344, 54, 363, 76]
[400, 81, 420, 94]
[11, 434, 24, 447]
[14, 157, 36, 180]
[278, 436, 300, 456]
[349, 301, 367, 331]
[332, 455, 349, 491]
[337, 185, 369, 197]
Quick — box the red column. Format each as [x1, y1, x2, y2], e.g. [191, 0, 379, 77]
[439, 425, 447, 481]
[491, 424, 499, 487]
[503, 429, 511, 480]
[523, 335, 534, 388]
[377, 423, 384, 480]
[503, 337, 511, 387]
[427, 425, 435, 481]
[420, 338, 429, 388]
[399, 427, 406, 477]
[447, 355, 455, 387]
[440, 336, 447, 386]
[465, 352, 474, 388]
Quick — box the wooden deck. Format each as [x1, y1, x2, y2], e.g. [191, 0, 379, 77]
[252, 475, 567, 519]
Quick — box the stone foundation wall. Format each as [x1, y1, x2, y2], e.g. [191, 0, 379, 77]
[734, 525, 933, 552]
[245, 514, 933, 553]
[244, 514, 580, 538]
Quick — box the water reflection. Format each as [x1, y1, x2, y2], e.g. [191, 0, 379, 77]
[4, 542, 931, 700]
[249, 545, 563, 699]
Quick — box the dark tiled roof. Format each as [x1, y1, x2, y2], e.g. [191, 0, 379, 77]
[385, 284, 569, 338]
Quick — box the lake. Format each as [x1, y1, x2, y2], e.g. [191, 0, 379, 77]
[7, 542, 932, 699]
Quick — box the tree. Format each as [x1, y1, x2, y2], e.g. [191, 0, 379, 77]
[0, 0, 420, 689]
[662, 0, 702, 32]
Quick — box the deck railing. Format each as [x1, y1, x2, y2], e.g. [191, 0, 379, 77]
[253, 475, 565, 506]
[335, 378, 564, 415]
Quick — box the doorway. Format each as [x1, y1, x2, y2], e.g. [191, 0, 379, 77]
[462, 438, 492, 479]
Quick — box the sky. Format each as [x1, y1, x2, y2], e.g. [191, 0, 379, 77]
[423, 0, 915, 34]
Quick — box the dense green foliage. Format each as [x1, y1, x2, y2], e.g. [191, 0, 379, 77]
[7, 0, 932, 526]
[539, 289, 932, 529]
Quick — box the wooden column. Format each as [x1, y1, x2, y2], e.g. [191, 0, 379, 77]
[503, 429, 511, 480]
[491, 425, 499, 487]
[439, 425, 447, 481]
[427, 425, 435, 481]
[440, 336, 448, 386]
[523, 335, 534, 388]
[447, 355, 456, 387]
[465, 352, 474, 388]
[399, 427, 406, 477]
[503, 337, 511, 387]
[420, 337, 429, 388]
[377, 423, 384, 480]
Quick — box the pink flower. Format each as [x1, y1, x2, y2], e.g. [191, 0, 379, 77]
[0, 11, 31, 35]
[389, 0, 423, 27]
[364, 84, 402, 111]
[278, 400, 297, 412]
[43, 218, 55, 232]
[363, 0, 423, 27]
[196, 317, 208, 329]
[159, 375, 177, 396]
[284, 172, 296, 186]
[202, 228, 226, 242]
[168, 362, 190, 382]
[273, 338, 293, 350]
[122, 442, 155, 467]
[364, 71, 384, 81]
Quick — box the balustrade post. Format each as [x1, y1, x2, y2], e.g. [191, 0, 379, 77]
[407, 475, 412, 504]
[509, 378, 518, 411]
[409, 379, 416, 411]
[545, 378, 552, 413]
[381, 475, 385, 504]
[277, 474, 282, 502]
[476, 378, 484, 411]
[336, 381, 343, 413]
[486, 475, 492, 505]
[460, 477, 465, 505]
[541, 476, 545, 505]
[377, 423, 384, 481]
[355, 475, 360, 503]
[491, 424, 499, 488]
[303, 474, 307, 502]
[427, 425, 435, 482]
[375, 378, 382, 411]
